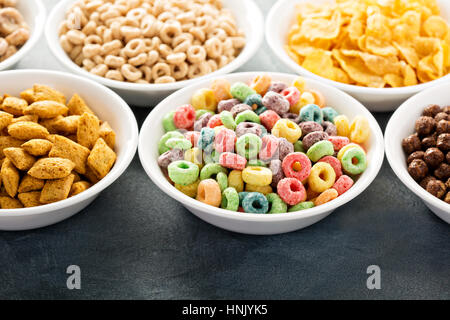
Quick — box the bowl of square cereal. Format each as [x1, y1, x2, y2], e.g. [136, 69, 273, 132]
[0, 0, 46, 71]
[0, 70, 138, 231]
[266, 0, 450, 112]
[138, 72, 384, 235]
[45, 0, 264, 107]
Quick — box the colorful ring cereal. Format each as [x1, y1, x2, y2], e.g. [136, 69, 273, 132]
[262, 91, 290, 115]
[242, 166, 273, 186]
[244, 94, 264, 109]
[241, 192, 269, 214]
[158, 131, 184, 154]
[277, 177, 306, 205]
[259, 135, 279, 161]
[235, 110, 261, 125]
[306, 140, 334, 162]
[349, 116, 370, 144]
[196, 179, 222, 207]
[175, 180, 201, 198]
[266, 193, 288, 214]
[219, 152, 247, 170]
[174, 104, 196, 129]
[221, 187, 239, 211]
[337, 143, 363, 161]
[217, 172, 229, 192]
[282, 152, 311, 182]
[228, 170, 244, 192]
[192, 88, 217, 111]
[236, 133, 262, 160]
[245, 184, 273, 195]
[163, 111, 177, 132]
[220, 111, 236, 130]
[288, 201, 314, 212]
[333, 175, 354, 196]
[198, 127, 215, 152]
[231, 82, 257, 101]
[259, 110, 280, 131]
[300, 104, 323, 124]
[211, 79, 232, 102]
[322, 107, 339, 123]
[168, 160, 200, 186]
[308, 162, 336, 193]
[318, 155, 343, 178]
[341, 147, 367, 175]
[250, 74, 272, 95]
[314, 189, 339, 206]
[281, 87, 301, 106]
[334, 115, 350, 137]
[214, 128, 236, 153]
[200, 163, 227, 180]
[328, 136, 350, 152]
[165, 138, 192, 150]
[271, 119, 302, 143]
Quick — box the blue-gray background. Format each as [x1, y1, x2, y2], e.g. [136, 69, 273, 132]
[1, 0, 449, 300]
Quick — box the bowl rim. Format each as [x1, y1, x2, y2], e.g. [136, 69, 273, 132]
[0, 69, 139, 216]
[0, 0, 46, 71]
[138, 71, 385, 222]
[45, 0, 265, 92]
[385, 82, 450, 212]
[265, 0, 450, 96]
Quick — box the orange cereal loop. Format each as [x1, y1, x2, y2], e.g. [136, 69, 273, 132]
[314, 188, 338, 206]
[196, 179, 221, 207]
[211, 79, 232, 101]
[307, 89, 326, 108]
[250, 74, 271, 95]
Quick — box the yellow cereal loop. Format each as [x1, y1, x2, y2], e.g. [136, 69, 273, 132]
[291, 91, 315, 114]
[211, 79, 232, 101]
[334, 115, 350, 137]
[228, 170, 244, 192]
[245, 184, 273, 195]
[271, 119, 302, 143]
[242, 166, 272, 186]
[292, 77, 306, 93]
[349, 116, 370, 144]
[175, 179, 200, 198]
[337, 143, 363, 161]
[191, 88, 217, 111]
[184, 147, 203, 168]
[308, 162, 336, 193]
[250, 74, 272, 95]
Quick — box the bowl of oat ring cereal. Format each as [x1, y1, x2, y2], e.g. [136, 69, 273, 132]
[0, 70, 138, 231]
[45, 0, 264, 107]
[0, 0, 46, 71]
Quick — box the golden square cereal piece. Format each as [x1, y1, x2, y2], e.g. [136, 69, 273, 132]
[0, 196, 23, 209]
[18, 174, 44, 193]
[69, 181, 91, 197]
[48, 134, 90, 174]
[99, 121, 116, 149]
[24, 101, 69, 119]
[2, 97, 28, 116]
[21, 139, 53, 156]
[0, 111, 13, 131]
[20, 88, 35, 104]
[40, 174, 74, 204]
[40, 115, 64, 134]
[33, 84, 66, 104]
[1, 158, 19, 197]
[53, 115, 80, 135]
[77, 112, 100, 149]
[7, 121, 49, 140]
[67, 93, 94, 116]
[82, 165, 100, 184]
[0, 136, 24, 159]
[3, 147, 36, 171]
[87, 138, 116, 179]
[72, 172, 81, 183]
[28, 157, 75, 180]
[18, 191, 42, 208]
[11, 114, 39, 124]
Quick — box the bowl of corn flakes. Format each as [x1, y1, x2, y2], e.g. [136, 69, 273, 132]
[0, 70, 139, 231]
[266, 0, 450, 112]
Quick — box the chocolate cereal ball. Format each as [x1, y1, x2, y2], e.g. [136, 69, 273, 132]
[408, 159, 428, 181]
[426, 179, 446, 199]
[434, 163, 450, 180]
[420, 176, 436, 189]
[437, 133, 450, 151]
[415, 116, 436, 136]
[445, 192, 450, 204]
[402, 134, 421, 154]
[423, 148, 444, 167]
[421, 135, 437, 149]
[436, 120, 450, 135]
[422, 104, 442, 118]
[435, 112, 449, 122]
[407, 151, 425, 164]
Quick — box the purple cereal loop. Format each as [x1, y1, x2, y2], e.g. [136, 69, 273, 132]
[299, 121, 323, 138]
[218, 98, 240, 113]
[262, 91, 290, 115]
[323, 121, 337, 136]
[157, 149, 185, 168]
[267, 82, 288, 94]
[302, 131, 329, 150]
[278, 137, 294, 161]
[269, 159, 285, 188]
[194, 113, 212, 132]
[235, 122, 262, 137]
[230, 103, 252, 118]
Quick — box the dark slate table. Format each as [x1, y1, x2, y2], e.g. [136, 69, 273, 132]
[0, 0, 449, 300]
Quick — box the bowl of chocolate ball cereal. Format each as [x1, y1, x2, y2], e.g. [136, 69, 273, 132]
[386, 83, 450, 224]
[45, 0, 264, 106]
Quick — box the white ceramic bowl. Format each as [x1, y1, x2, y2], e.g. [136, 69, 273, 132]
[0, 0, 46, 71]
[385, 83, 450, 224]
[266, 0, 450, 112]
[139, 72, 385, 235]
[0, 70, 139, 231]
[45, 0, 264, 107]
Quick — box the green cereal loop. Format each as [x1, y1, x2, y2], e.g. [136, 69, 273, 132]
[220, 111, 236, 130]
[235, 133, 262, 160]
[158, 131, 184, 154]
[165, 138, 192, 150]
[216, 172, 228, 192]
[196, 109, 214, 120]
[235, 110, 261, 125]
[266, 193, 288, 214]
[168, 160, 199, 186]
[238, 191, 249, 205]
[306, 140, 334, 162]
[200, 163, 227, 180]
[294, 140, 305, 153]
[244, 93, 264, 109]
[341, 147, 367, 175]
[242, 192, 269, 214]
[221, 187, 239, 211]
[247, 159, 267, 167]
[162, 111, 176, 132]
[288, 201, 315, 212]
[255, 106, 267, 115]
[203, 150, 220, 164]
[322, 107, 339, 123]
[230, 82, 257, 101]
